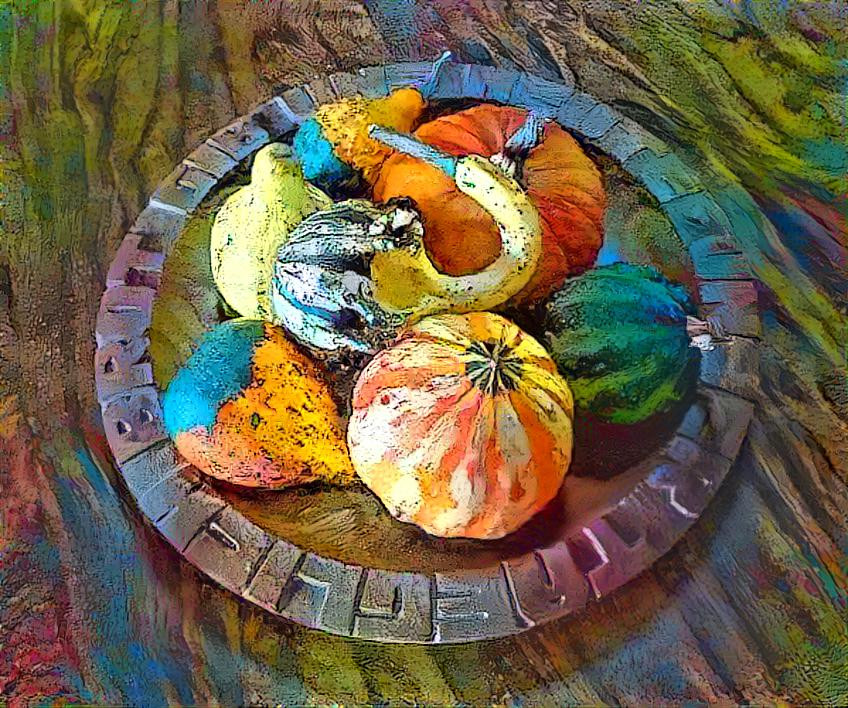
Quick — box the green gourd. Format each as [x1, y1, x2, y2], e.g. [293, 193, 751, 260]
[544, 263, 700, 425]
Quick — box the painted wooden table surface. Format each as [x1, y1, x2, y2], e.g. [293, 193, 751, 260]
[1, 1, 846, 704]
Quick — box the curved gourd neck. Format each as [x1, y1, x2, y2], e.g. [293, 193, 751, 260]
[416, 156, 541, 312]
[251, 150, 321, 211]
[368, 125, 542, 315]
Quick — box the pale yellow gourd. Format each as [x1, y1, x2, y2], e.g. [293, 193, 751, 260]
[210, 143, 332, 319]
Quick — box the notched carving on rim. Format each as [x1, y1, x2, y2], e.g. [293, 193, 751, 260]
[101, 385, 167, 463]
[95, 336, 153, 401]
[208, 118, 271, 162]
[96, 285, 155, 348]
[352, 568, 432, 642]
[184, 506, 274, 593]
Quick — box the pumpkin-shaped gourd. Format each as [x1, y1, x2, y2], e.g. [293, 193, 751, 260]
[373, 105, 606, 304]
[162, 319, 354, 488]
[210, 143, 331, 319]
[348, 312, 574, 540]
[544, 263, 700, 425]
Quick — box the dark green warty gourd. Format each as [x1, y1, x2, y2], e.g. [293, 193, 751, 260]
[544, 263, 699, 425]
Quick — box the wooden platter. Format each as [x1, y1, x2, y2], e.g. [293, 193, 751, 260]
[94, 60, 760, 644]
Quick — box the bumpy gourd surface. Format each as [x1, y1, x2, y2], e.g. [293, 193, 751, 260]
[268, 198, 419, 353]
[162, 319, 354, 488]
[545, 263, 698, 425]
[293, 87, 426, 190]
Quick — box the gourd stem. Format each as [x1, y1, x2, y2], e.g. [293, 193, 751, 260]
[686, 315, 727, 351]
[686, 315, 710, 337]
[368, 125, 457, 177]
[504, 112, 545, 157]
[686, 315, 726, 338]
[419, 50, 453, 98]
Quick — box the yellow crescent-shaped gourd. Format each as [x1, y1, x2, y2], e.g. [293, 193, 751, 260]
[368, 139, 542, 320]
[210, 143, 332, 319]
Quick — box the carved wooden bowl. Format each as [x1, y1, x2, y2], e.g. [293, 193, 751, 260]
[95, 61, 759, 643]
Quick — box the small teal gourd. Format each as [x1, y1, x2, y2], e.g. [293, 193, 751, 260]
[161, 319, 354, 488]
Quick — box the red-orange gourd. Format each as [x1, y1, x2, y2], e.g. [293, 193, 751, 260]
[348, 312, 574, 540]
[372, 105, 607, 304]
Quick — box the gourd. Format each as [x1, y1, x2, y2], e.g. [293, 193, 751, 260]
[292, 52, 450, 191]
[269, 198, 422, 353]
[270, 128, 543, 353]
[162, 319, 354, 488]
[373, 104, 606, 304]
[544, 263, 701, 425]
[367, 126, 542, 319]
[210, 143, 331, 319]
[348, 312, 574, 540]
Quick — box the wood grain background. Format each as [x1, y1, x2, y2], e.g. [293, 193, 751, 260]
[1, 1, 846, 704]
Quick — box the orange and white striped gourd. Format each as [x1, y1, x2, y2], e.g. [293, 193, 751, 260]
[348, 312, 574, 540]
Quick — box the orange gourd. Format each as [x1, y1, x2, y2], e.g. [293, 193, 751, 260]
[372, 105, 606, 304]
[348, 312, 574, 540]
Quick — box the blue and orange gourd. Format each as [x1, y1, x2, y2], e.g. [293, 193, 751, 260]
[162, 319, 354, 488]
[292, 52, 451, 190]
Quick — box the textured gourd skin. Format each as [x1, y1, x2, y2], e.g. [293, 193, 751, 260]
[162, 319, 354, 489]
[269, 150, 543, 353]
[544, 263, 698, 425]
[292, 88, 426, 190]
[348, 312, 574, 540]
[373, 104, 606, 304]
[268, 198, 420, 353]
[210, 143, 331, 319]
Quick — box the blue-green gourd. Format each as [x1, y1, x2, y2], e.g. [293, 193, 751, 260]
[544, 263, 702, 425]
